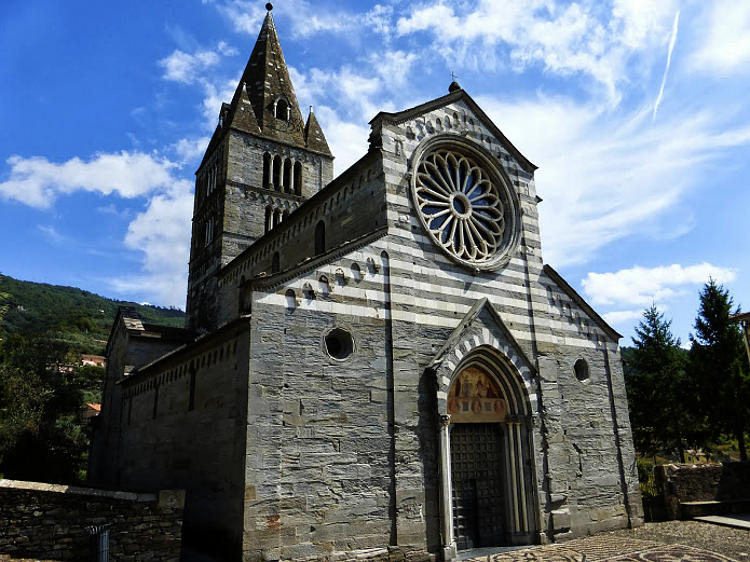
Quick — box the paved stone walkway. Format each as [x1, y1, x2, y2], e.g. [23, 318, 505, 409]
[6, 520, 750, 561]
[463, 520, 750, 562]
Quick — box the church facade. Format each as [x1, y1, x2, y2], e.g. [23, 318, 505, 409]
[90, 6, 643, 561]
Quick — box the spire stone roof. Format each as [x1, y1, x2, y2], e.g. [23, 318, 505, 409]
[225, 10, 330, 154]
[198, 9, 333, 172]
[304, 107, 332, 156]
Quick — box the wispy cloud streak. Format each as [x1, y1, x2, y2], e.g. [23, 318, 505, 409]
[653, 10, 680, 121]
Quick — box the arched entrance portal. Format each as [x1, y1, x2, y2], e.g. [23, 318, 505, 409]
[438, 352, 537, 556]
[448, 367, 508, 549]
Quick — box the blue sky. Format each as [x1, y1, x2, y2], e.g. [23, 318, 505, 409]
[1, 0, 748, 345]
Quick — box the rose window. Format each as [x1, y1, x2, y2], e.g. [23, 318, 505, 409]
[413, 146, 514, 269]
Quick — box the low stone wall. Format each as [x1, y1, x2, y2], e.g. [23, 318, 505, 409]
[0, 479, 184, 561]
[655, 462, 750, 519]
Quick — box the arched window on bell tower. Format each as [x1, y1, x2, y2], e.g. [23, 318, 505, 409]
[263, 152, 272, 189]
[274, 98, 290, 121]
[264, 206, 273, 233]
[273, 155, 282, 190]
[283, 159, 291, 192]
[204, 217, 214, 246]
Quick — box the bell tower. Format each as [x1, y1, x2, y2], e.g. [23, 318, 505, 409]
[186, 3, 334, 332]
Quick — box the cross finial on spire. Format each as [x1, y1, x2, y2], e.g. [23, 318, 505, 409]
[450, 70, 458, 81]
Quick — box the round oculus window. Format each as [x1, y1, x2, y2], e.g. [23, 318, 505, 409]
[324, 327, 354, 360]
[412, 139, 519, 270]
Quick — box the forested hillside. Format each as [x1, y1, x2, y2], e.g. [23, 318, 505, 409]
[0, 274, 185, 355]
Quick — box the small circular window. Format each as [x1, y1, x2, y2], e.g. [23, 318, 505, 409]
[325, 328, 354, 360]
[574, 358, 589, 382]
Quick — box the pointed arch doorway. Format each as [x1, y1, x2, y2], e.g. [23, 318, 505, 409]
[438, 352, 538, 557]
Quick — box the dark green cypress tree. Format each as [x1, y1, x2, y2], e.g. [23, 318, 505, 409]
[626, 305, 691, 461]
[689, 280, 750, 461]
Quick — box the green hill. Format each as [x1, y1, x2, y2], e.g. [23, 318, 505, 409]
[0, 273, 185, 355]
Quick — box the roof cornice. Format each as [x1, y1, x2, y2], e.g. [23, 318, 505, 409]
[370, 88, 537, 174]
[246, 226, 388, 292]
[543, 264, 622, 341]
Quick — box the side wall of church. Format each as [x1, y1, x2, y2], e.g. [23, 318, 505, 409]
[242, 248, 403, 561]
[536, 274, 643, 536]
[90, 326, 188, 487]
[115, 322, 251, 556]
[216, 152, 387, 328]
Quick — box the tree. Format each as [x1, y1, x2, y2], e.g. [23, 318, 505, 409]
[0, 291, 10, 326]
[625, 305, 693, 461]
[689, 280, 750, 460]
[0, 332, 89, 482]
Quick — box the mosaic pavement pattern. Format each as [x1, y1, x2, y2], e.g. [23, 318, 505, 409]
[464, 535, 739, 562]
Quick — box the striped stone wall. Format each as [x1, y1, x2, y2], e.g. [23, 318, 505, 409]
[233, 96, 641, 557]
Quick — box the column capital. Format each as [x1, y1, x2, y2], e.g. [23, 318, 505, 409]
[440, 414, 451, 428]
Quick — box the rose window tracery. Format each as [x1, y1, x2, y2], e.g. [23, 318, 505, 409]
[413, 143, 516, 269]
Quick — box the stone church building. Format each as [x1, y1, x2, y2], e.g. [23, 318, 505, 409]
[90, 6, 643, 561]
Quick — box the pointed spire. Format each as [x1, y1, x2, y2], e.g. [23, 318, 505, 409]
[227, 7, 307, 147]
[304, 106, 332, 156]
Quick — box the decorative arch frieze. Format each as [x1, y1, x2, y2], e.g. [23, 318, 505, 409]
[429, 298, 537, 417]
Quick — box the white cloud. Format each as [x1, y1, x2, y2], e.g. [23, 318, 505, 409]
[476, 94, 750, 267]
[216, 0, 274, 35]
[289, 56, 416, 176]
[158, 41, 236, 85]
[216, 41, 238, 57]
[157, 42, 240, 132]
[0, 148, 194, 307]
[201, 78, 237, 131]
[173, 136, 210, 165]
[581, 263, 738, 308]
[159, 48, 221, 84]
[37, 224, 68, 245]
[362, 3, 394, 38]
[110, 180, 194, 308]
[287, 66, 323, 113]
[0, 152, 178, 209]
[602, 309, 644, 325]
[396, 0, 676, 103]
[97, 203, 131, 218]
[396, 4, 458, 36]
[691, 0, 750, 75]
[313, 106, 370, 176]
[369, 50, 418, 87]
[289, 65, 382, 120]
[612, 0, 677, 50]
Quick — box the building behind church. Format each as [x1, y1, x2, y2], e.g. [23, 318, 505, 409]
[90, 6, 643, 561]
